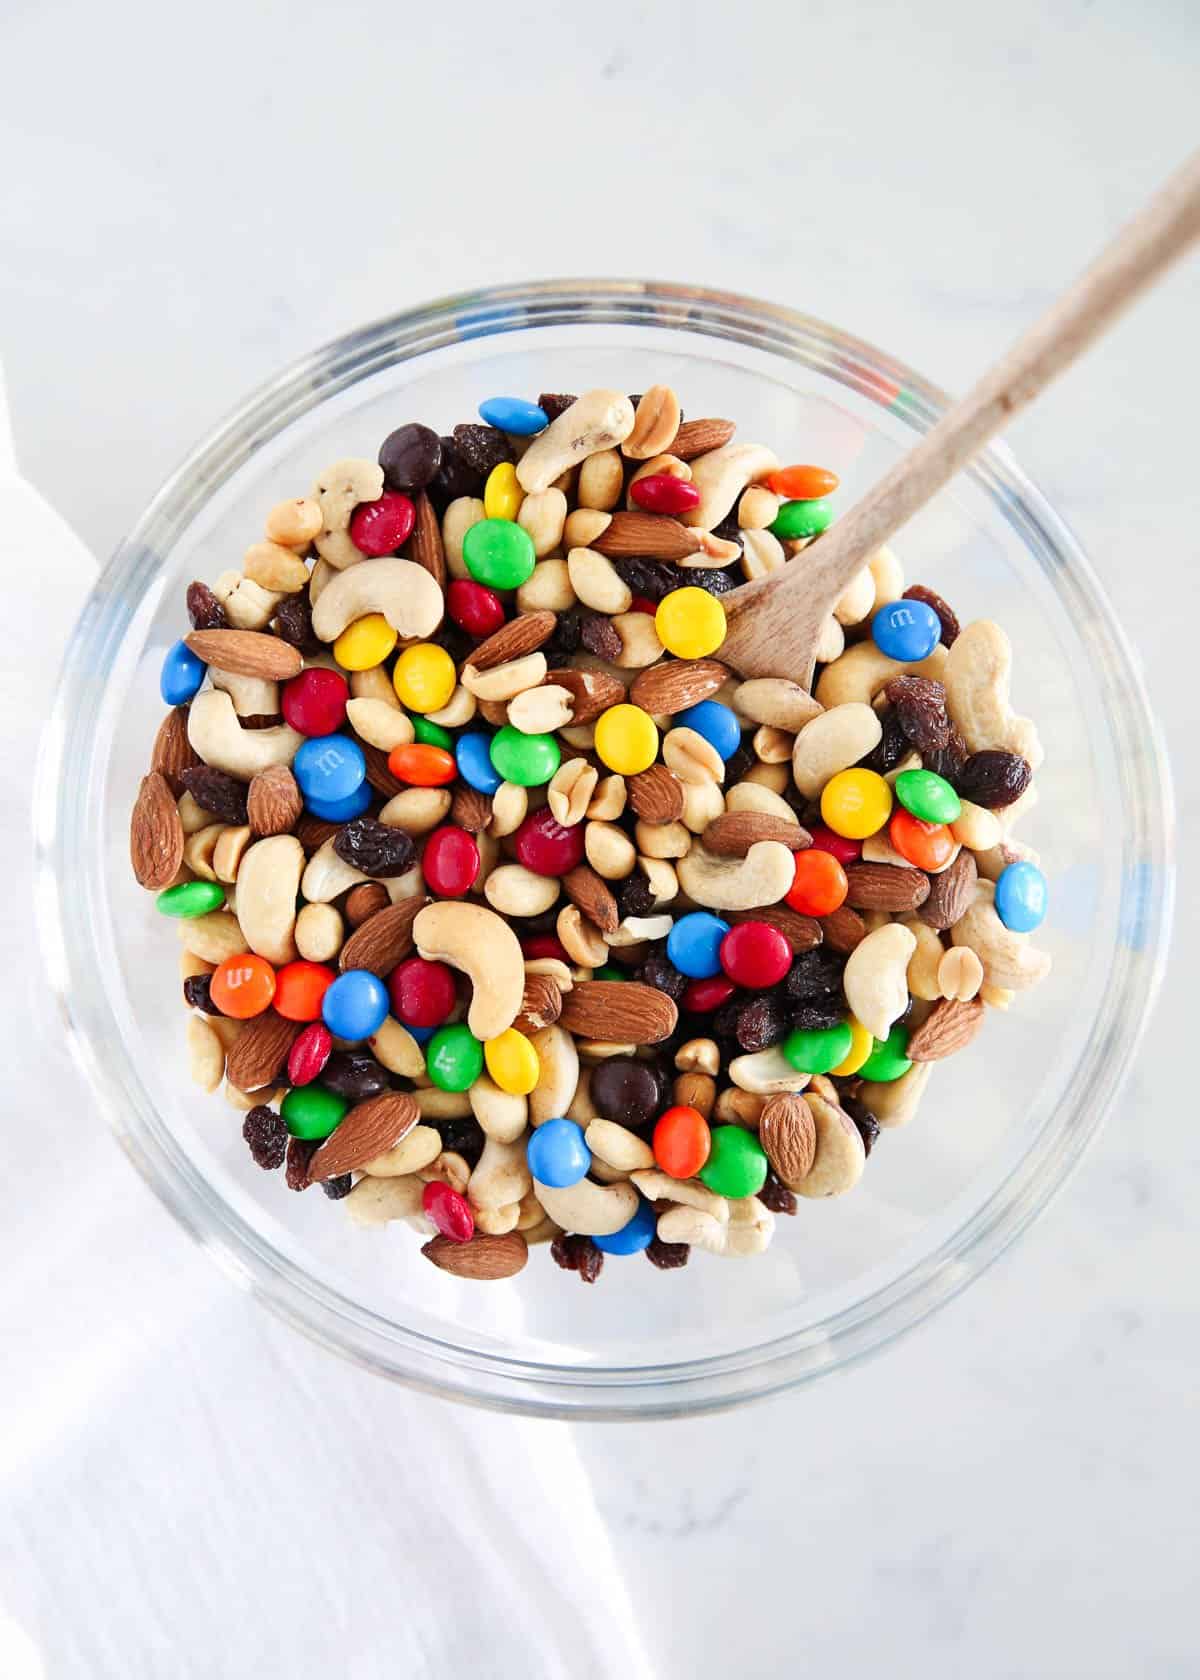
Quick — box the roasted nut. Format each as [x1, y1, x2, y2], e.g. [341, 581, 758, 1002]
[623, 385, 682, 460]
[578, 447, 626, 511]
[567, 547, 633, 614]
[413, 901, 525, 1039]
[843, 923, 917, 1040]
[442, 496, 486, 580]
[676, 842, 796, 912]
[547, 759, 598, 826]
[295, 901, 344, 962]
[937, 945, 984, 1002]
[792, 703, 882, 798]
[516, 389, 636, 494]
[485, 863, 561, 918]
[311, 458, 384, 569]
[517, 486, 568, 557]
[517, 557, 576, 613]
[584, 819, 637, 880]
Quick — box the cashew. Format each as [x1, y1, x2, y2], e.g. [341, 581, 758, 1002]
[950, 799, 1002, 852]
[516, 389, 636, 494]
[945, 620, 1044, 769]
[366, 1016, 427, 1079]
[485, 863, 560, 918]
[177, 911, 248, 965]
[213, 570, 282, 629]
[677, 841, 796, 912]
[729, 1048, 812, 1095]
[462, 652, 548, 702]
[578, 447, 626, 511]
[630, 1170, 731, 1224]
[517, 486, 568, 556]
[309, 458, 386, 568]
[732, 678, 823, 734]
[860, 1061, 933, 1129]
[752, 725, 793, 764]
[474, 1203, 521, 1235]
[343, 1175, 425, 1227]
[212, 825, 252, 884]
[610, 613, 665, 669]
[567, 547, 633, 614]
[361, 1125, 442, 1178]
[466, 1134, 532, 1211]
[843, 922, 917, 1040]
[586, 774, 627, 821]
[663, 727, 724, 786]
[346, 697, 414, 751]
[186, 1016, 224, 1092]
[680, 780, 725, 834]
[308, 558, 336, 605]
[681, 442, 779, 529]
[547, 759, 598, 826]
[379, 787, 452, 835]
[831, 564, 877, 626]
[187, 690, 303, 782]
[867, 544, 905, 610]
[722, 1197, 776, 1257]
[517, 557, 576, 614]
[902, 917, 945, 1001]
[656, 1206, 727, 1253]
[468, 1074, 528, 1143]
[507, 683, 574, 734]
[301, 836, 367, 903]
[950, 879, 1051, 991]
[310, 557, 443, 644]
[417, 1151, 472, 1196]
[795, 1090, 866, 1197]
[209, 666, 280, 719]
[414, 902, 525, 1039]
[980, 983, 1013, 1010]
[584, 820, 636, 880]
[233, 835, 304, 965]
[585, 1119, 656, 1173]
[724, 782, 798, 823]
[532, 1174, 639, 1236]
[528, 1023, 580, 1125]
[349, 665, 402, 708]
[814, 640, 947, 709]
[937, 945, 984, 1002]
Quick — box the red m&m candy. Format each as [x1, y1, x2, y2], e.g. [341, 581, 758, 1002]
[446, 579, 506, 638]
[349, 490, 415, 556]
[807, 824, 862, 866]
[281, 667, 349, 737]
[719, 922, 791, 988]
[629, 473, 701, 516]
[681, 975, 736, 1013]
[422, 826, 480, 898]
[513, 808, 586, 877]
[389, 956, 456, 1028]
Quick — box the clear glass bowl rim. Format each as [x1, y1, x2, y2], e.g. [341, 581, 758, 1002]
[37, 279, 1175, 1418]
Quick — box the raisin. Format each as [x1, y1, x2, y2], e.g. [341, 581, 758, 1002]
[428, 437, 484, 511]
[841, 1093, 881, 1158]
[734, 994, 792, 1053]
[452, 422, 512, 475]
[319, 1051, 391, 1103]
[886, 675, 951, 754]
[691, 565, 738, 596]
[639, 949, 688, 1003]
[433, 1115, 486, 1169]
[186, 579, 228, 630]
[274, 593, 315, 650]
[551, 1232, 605, 1283]
[610, 555, 675, 603]
[618, 874, 656, 919]
[757, 1171, 797, 1215]
[956, 750, 1032, 809]
[285, 1137, 317, 1190]
[580, 612, 622, 661]
[242, 1106, 287, 1170]
[439, 624, 476, 665]
[791, 1000, 846, 1031]
[724, 741, 756, 785]
[924, 724, 969, 786]
[786, 947, 846, 1000]
[645, 1237, 690, 1270]
[180, 764, 249, 825]
[537, 392, 577, 422]
[542, 606, 583, 661]
[182, 973, 217, 1014]
[858, 705, 908, 774]
[321, 1174, 353, 1200]
[333, 817, 416, 878]
[903, 584, 960, 647]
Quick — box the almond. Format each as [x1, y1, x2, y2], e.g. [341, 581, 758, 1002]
[421, 1230, 529, 1280]
[183, 628, 302, 681]
[247, 764, 303, 836]
[130, 771, 185, 890]
[918, 847, 978, 931]
[295, 814, 342, 854]
[308, 1091, 421, 1180]
[703, 812, 810, 858]
[150, 705, 199, 794]
[629, 658, 731, 715]
[558, 980, 678, 1044]
[626, 764, 685, 824]
[513, 972, 563, 1035]
[467, 611, 557, 672]
[344, 882, 390, 927]
[225, 1009, 300, 1092]
[819, 904, 867, 954]
[339, 895, 427, 974]
[451, 785, 493, 833]
[906, 997, 986, 1061]
[409, 488, 446, 588]
[546, 666, 625, 725]
[726, 905, 822, 954]
[843, 862, 931, 913]
[670, 417, 737, 461]
[561, 865, 619, 934]
[591, 510, 703, 561]
[759, 1092, 817, 1189]
[358, 741, 407, 798]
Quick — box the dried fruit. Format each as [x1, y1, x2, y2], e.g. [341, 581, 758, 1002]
[840, 1093, 881, 1157]
[551, 1232, 605, 1283]
[580, 611, 622, 661]
[786, 946, 846, 1000]
[886, 675, 952, 753]
[242, 1105, 287, 1170]
[638, 950, 689, 1004]
[186, 579, 228, 630]
[537, 392, 577, 422]
[319, 1050, 391, 1102]
[333, 817, 416, 878]
[956, 751, 1033, 810]
[182, 973, 216, 1013]
[791, 1000, 845, 1031]
[731, 994, 791, 1053]
[452, 422, 512, 475]
[285, 1137, 317, 1190]
[321, 1174, 353, 1200]
[274, 593, 315, 649]
[130, 771, 185, 890]
[923, 724, 969, 786]
[645, 1236, 690, 1269]
[858, 705, 908, 774]
[903, 584, 960, 647]
[610, 555, 675, 604]
[617, 873, 657, 920]
[180, 764, 249, 825]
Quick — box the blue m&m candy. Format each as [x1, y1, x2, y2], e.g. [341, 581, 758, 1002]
[871, 598, 941, 662]
[294, 734, 366, 805]
[593, 1196, 658, 1255]
[527, 1118, 590, 1188]
[995, 860, 1048, 933]
[676, 699, 742, 760]
[305, 783, 373, 822]
[321, 970, 389, 1041]
[478, 396, 549, 436]
[160, 639, 205, 705]
[667, 911, 731, 979]
[456, 730, 503, 794]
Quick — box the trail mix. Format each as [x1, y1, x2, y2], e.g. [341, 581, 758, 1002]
[130, 386, 1051, 1284]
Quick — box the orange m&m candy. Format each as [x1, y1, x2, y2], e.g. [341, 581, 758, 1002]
[889, 807, 956, 871]
[387, 742, 457, 786]
[653, 1105, 712, 1180]
[210, 952, 276, 1018]
[273, 960, 337, 1022]
[786, 848, 848, 917]
[768, 464, 840, 500]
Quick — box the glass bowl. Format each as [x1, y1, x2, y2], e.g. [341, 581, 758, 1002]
[36, 281, 1174, 1417]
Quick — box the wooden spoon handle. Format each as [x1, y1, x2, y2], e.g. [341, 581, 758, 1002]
[729, 149, 1200, 628]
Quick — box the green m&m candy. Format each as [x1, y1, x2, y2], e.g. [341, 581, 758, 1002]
[769, 497, 834, 541]
[782, 1020, 854, 1075]
[894, 768, 961, 824]
[281, 1084, 349, 1140]
[426, 1022, 484, 1093]
[489, 725, 561, 787]
[698, 1125, 768, 1199]
[463, 517, 536, 590]
[156, 880, 226, 917]
[411, 714, 454, 750]
[857, 1024, 912, 1083]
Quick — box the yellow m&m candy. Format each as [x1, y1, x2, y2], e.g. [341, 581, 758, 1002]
[483, 461, 524, 522]
[333, 613, 398, 671]
[393, 642, 456, 713]
[594, 703, 659, 775]
[484, 1027, 540, 1095]
[820, 768, 892, 839]
[655, 587, 727, 658]
[830, 1016, 873, 1077]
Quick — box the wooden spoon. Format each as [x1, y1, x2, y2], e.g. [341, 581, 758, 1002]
[718, 150, 1200, 682]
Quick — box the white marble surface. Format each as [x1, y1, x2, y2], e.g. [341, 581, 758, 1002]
[1, 1, 1197, 1675]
